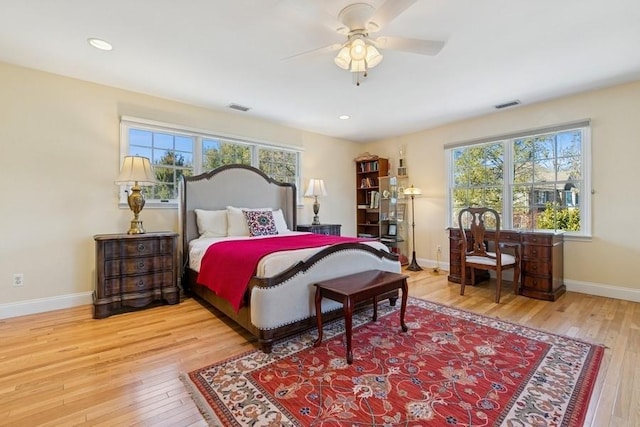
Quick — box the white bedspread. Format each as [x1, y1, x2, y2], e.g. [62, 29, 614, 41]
[188, 231, 391, 277]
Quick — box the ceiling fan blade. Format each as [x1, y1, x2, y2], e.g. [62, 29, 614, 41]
[281, 43, 343, 61]
[368, 0, 418, 31]
[278, 0, 343, 33]
[374, 36, 445, 56]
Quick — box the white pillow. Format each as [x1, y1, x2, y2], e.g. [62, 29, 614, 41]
[272, 209, 290, 233]
[227, 206, 273, 236]
[194, 209, 227, 237]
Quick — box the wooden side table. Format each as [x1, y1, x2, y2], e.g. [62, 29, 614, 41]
[296, 224, 341, 236]
[93, 232, 179, 319]
[314, 270, 409, 364]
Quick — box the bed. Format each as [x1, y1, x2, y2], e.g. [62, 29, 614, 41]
[179, 164, 401, 353]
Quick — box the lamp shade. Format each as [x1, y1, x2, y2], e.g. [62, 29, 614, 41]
[334, 46, 351, 70]
[115, 156, 157, 186]
[349, 38, 367, 61]
[304, 179, 327, 197]
[365, 45, 383, 68]
[403, 185, 422, 196]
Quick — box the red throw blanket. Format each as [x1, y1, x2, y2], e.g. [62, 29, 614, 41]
[197, 234, 368, 312]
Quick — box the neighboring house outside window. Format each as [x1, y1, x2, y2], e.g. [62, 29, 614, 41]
[446, 120, 591, 237]
[120, 117, 302, 206]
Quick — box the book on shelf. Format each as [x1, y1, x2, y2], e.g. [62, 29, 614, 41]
[369, 191, 379, 209]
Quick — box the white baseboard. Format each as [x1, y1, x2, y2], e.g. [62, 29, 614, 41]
[0, 292, 93, 319]
[565, 279, 640, 303]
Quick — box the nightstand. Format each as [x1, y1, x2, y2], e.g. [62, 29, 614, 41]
[93, 232, 179, 319]
[296, 224, 341, 236]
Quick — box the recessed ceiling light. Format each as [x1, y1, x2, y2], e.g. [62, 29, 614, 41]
[88, 38, 113, 51]
[339, 115, 350, 120]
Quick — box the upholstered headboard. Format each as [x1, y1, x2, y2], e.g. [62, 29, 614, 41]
[178, 164, 297, 271]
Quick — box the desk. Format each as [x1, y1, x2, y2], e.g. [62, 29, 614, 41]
[448, 228, 565, 301]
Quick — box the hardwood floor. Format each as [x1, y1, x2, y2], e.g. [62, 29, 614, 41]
[1, 270, 638, 426]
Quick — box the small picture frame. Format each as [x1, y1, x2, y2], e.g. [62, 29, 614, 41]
[387, 223, 397, 236]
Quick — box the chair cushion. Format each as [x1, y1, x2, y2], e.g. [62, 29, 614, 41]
[466, 252, 516, 266]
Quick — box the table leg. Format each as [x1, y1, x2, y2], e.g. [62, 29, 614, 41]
[372, 295, 378, 321]
[314, 286, 323, 347]
[345, 296, 353, 364]
[400, 279, 408, 332]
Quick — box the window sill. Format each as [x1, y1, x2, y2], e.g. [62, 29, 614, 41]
[119, 201, 177, 209]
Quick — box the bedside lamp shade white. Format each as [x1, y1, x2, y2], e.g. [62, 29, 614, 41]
[304, 179, 327, 225]
[115, 156, 157, 235]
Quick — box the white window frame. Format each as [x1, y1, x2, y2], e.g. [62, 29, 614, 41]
[119, 116, 302, 208]
[445, 120, 592, 238]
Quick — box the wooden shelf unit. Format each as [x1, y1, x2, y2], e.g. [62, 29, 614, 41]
[355, 157, 388, 239]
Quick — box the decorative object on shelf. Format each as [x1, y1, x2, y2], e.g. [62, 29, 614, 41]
[397, 145, 407, 177]
[115, 156, 157, 235]
[403, 185, 422, 271]
[354, 152, 377, 162]
[304, 179, 327, 225]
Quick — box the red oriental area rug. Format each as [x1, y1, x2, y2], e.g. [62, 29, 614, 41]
[182, 297, 604, 426]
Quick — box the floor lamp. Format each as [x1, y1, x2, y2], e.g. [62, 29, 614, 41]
[403, 185, 422, 271]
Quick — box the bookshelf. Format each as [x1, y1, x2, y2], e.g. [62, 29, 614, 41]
[355, 157, 388, 239]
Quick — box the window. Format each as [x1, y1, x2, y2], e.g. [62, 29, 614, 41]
[120, 117, 301, 206]
[447, 120, 591, 237]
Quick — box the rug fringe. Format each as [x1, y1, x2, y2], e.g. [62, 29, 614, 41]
[179, 373, 223, 427]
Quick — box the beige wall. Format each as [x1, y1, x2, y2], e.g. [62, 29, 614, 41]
[366, 80, 640, 298]
[2, 60, 638, 317]
[0, 62, 359, 314]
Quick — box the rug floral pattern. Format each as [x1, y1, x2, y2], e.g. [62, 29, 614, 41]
[184, 298, 604, 426]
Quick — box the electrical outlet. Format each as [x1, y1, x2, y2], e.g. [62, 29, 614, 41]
[12, 273, 24, 287]
[436, 245, 442, 253]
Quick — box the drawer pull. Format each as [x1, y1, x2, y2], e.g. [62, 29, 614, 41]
[531, 265, 538, 271]
[137, 244, 145, 252]
[532, 249, 538, 255]
[137, 261, 145, 269]
[137, 280, 145, 287]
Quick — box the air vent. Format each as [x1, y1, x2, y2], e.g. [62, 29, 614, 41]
[495, 100, 521, 109]
[228, 103, 251, 112]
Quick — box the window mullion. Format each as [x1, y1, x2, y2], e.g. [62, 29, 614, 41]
[503, 139, 514, 229]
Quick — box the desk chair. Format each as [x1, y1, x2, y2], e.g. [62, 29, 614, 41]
[458, 207, 521, 303]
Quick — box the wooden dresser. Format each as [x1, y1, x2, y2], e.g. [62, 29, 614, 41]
[448, 228, 565, 301]
[93, 232, 179, 318]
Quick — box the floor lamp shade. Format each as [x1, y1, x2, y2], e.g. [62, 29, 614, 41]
[403, 185, 422, 271]
[305, 179, 327, 225]
[115, 156, 157, 234]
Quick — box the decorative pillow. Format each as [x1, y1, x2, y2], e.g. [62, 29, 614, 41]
[272, 209, 290, 234]
[194, 209, 227, 237]
[243, 209, 278, 236]
[227, 206, 272, 236]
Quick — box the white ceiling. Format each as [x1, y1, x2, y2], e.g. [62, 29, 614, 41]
[1, 0, 639, 142]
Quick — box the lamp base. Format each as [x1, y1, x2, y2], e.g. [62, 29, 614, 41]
[312, 215, 320, 225]
[127, 219, 146, 235]
[406, 251, 423, 271]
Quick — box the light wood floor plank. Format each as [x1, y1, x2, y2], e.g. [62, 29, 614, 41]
[0, 270, 635, 426]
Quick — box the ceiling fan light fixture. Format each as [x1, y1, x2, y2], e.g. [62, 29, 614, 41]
[334, 46, 351, 70]
[349, 38, 367, 61]
[365, 45, 383, 68]
[350, 59, 366, 73]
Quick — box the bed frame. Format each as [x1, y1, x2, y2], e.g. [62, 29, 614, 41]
[179, 164, 401, 352]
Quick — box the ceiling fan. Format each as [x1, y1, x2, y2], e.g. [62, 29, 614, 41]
[284, 0, 445, 85]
